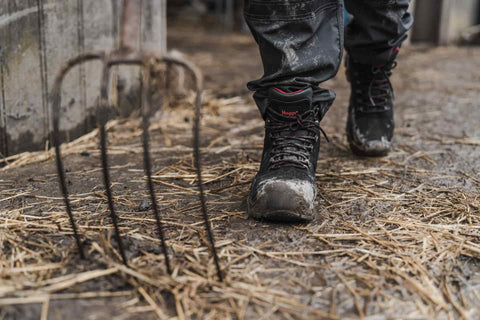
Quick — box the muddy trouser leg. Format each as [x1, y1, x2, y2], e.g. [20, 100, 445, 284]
[344, 0, 413, 64]
[243, 0, 344, 120]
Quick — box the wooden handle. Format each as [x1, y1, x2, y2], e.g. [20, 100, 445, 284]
[119, 0, 142, 50]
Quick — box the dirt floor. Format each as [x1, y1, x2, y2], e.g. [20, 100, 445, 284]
[1, 23, 480, 320]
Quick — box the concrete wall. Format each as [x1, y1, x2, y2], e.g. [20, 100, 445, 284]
[0, 0, 166, 157]
[440, 0, 480, 44]
[411, 0, 480, 44]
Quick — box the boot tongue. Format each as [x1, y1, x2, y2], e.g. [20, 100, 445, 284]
[267, 87, 315, 167]
[268, 87, 313, 119]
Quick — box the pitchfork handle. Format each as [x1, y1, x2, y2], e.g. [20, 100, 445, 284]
[120, 0, 143, 51]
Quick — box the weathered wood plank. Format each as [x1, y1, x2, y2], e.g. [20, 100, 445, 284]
[0, 0, 166, 157]
[1, 0, 47, 155]
[43, 0, 84, 141]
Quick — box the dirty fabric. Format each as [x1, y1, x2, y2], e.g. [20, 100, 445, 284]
[244, 0, 413, 119]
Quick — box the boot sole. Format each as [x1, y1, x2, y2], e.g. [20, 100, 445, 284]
[247, 199, 314, 223]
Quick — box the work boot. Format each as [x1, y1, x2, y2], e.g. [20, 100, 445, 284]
[346, 49, 398, 157]
[248, 87, 327, 222]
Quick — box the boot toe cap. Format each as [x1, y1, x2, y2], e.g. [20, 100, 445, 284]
[248, 178, 316, 222]
[351, 135, 392, 156]
[348, 122, 392, 157]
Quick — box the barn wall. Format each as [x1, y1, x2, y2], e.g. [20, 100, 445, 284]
[441, 0, 480, 44]
[411, 0, 480, 44]
[0, 0, 166, 157]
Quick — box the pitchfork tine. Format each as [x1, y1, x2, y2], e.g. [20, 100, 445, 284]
[98, 63, 128, 266]
[161, 56, 224, 281]
[159, 56, 223, 281]
[52, 53, 103, 260]
[193, 89, 223, 282]
[92, 0, 143, 267]
[141, 66, 172, 275]
[53, 137, 85, 259]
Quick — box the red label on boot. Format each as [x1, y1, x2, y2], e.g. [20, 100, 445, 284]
[281, 110, 298, 117]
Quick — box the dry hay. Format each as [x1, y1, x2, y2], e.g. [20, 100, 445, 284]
[0, 93, 479, 319]
[1, 45, 480, 319]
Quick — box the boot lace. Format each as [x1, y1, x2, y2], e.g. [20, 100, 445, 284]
[353, 61, 397, 113]
[265, 107, 328, 170]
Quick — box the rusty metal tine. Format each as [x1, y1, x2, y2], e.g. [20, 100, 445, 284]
[119, 0, 143, 51]
[141, 64, 172, 275]
[156, 55, 223, 281]
[53, 138, 85, 259]
[51, 53, 104, 259]
[193, 89, 223, 282]
[98, 61, 128, 266]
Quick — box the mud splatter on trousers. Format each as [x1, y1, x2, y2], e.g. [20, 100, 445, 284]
[244, 0, 413, 119]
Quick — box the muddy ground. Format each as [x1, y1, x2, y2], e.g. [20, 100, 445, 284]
[1, 23, 480, 319]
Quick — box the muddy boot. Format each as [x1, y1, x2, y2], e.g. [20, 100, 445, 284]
[248, 87, 326, 222]
[346, 51, 398, 157]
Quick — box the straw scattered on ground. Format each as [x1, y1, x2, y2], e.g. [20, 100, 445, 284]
[1, 28, 480, 319]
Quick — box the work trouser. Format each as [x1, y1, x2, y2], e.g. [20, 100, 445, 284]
[244, 0, 413, 119]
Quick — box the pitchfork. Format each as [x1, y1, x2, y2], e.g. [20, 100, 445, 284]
[51, 0, 222, 281]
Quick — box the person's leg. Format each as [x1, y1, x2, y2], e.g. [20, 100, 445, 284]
[344, 0, 412, 64]
[344, 0, 413, 156]
[244, 0, 344, 120]
[244, 1, 343, 221]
